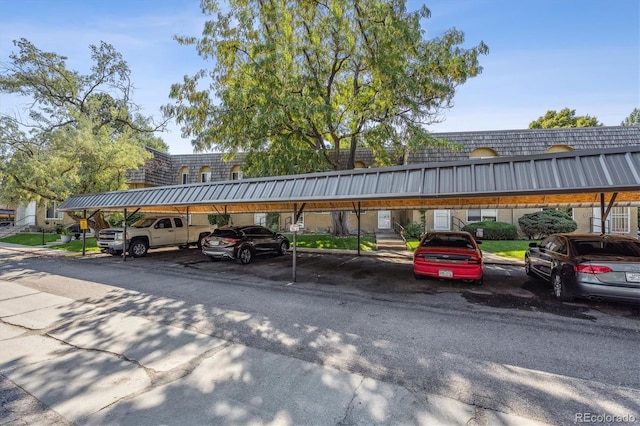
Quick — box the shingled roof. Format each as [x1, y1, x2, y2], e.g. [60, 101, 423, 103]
[415, 126, 640, 162]
[126, 126, 639, 187]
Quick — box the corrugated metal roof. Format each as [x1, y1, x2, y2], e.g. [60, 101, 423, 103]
[58, 146, 640, 213]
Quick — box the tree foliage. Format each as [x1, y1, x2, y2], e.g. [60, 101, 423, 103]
[517, 210, 577, 239]
[621, 108, 640, 126]
[166, 0, 488, 234]
[528, 108, 601, 129]
[166, 0, 488, 172]
[0, 39, 168, 219]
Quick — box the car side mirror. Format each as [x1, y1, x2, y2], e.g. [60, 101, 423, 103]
[476, 241, 482, 245]
[528, 242, 538, 248]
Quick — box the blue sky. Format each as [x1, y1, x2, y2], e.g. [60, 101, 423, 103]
[1, 0, 638, 154]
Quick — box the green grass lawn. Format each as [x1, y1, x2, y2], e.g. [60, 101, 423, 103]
[0, 233, 60, 245]
[406, 238, 536, 259]
[52, 238, 101, 253]
[284, 233, 377, 251]
[478, 240, 538, 259]
[0, 233, 101, 252]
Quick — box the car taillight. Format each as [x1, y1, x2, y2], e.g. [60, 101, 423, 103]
[575, 264, 613, 274]
[222, 238, 241, 244]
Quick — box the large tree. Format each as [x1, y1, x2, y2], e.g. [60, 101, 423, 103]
[166, 0, 488, 234]
[528, 108, 601, 129]
[0, 39, 168, 228]
[620, 108, 640, 126]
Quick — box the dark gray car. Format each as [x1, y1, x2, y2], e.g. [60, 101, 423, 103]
[525, 233, 640, 303]
[201, 225, 289, 265]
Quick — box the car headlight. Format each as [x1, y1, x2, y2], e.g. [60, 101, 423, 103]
[114, 232, 126, 241]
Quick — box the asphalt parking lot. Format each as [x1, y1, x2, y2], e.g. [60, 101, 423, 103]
[94, 247, 640, 321]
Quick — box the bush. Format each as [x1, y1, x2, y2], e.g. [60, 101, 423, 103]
[462, 221, 517, 240]
[266, 212, 280, 231]
[208, 214, 231, 227]
[518, 210, 577, 239]
[403, 222, 425, 239]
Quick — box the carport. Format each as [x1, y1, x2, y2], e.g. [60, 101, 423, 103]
[58, 146, 640, 278]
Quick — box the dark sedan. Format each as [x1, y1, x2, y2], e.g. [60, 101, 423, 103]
[525, 233, 640, 303]
[201, 225, 289, 264]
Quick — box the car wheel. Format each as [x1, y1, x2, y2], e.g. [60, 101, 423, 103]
[413, 272, 423, 280]
[551, 271, 574, 302]
[278, 241, 288, 256]
[237, 247, 252, 265]
[475, 276, 484, 286]
[524, 257, 535, 277]
[129, 239, 149, 258]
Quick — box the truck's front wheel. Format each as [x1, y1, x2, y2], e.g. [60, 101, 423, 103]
[129, 239, 149, 258]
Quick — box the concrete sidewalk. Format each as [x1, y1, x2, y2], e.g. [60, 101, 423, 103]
[0, 279, 546, 425]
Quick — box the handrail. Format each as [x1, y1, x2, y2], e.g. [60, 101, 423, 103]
[8, 214, 42, 228]
[393, 221, 407, 243]
[451, 216, 466, 231]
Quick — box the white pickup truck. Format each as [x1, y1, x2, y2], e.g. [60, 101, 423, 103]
[97, 216, 212, 258]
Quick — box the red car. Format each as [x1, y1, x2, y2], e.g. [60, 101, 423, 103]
[413, 231, 484, 285]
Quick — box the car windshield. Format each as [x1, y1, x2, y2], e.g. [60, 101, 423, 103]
[572, 239, 640, 257]
[422, 235, 474, 249]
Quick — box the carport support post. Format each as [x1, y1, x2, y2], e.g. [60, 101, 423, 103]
[600, 194, 606, 235]
[82, 209, 86, 257]
[292, 204, 297, 283]
[357, 202, 361, 257]
[123, 208, 127, 262]
[599, 192, 618, 235]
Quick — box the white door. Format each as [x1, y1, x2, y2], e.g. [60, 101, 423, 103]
[592, 208, 608, 233]
[378, 210, 391, 229]
[17, 202, 37, 226]
[434, 210, 451, 230]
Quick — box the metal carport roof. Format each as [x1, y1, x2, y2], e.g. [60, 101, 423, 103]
[58, 146, 640, 214]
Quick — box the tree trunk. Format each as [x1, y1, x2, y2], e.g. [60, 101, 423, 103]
[92, 212, 109, 232]
[331, 211, 350, 236]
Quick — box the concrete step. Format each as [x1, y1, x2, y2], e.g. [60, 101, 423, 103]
[377, 241, 408, 250]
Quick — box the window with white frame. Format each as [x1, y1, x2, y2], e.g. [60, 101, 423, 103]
[254, 213, 266, 226]
[45, 202, 63, 220]
[178, 166, 189, 184]
[466, 209, 497, 222]
[230, 165, 243, 180]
